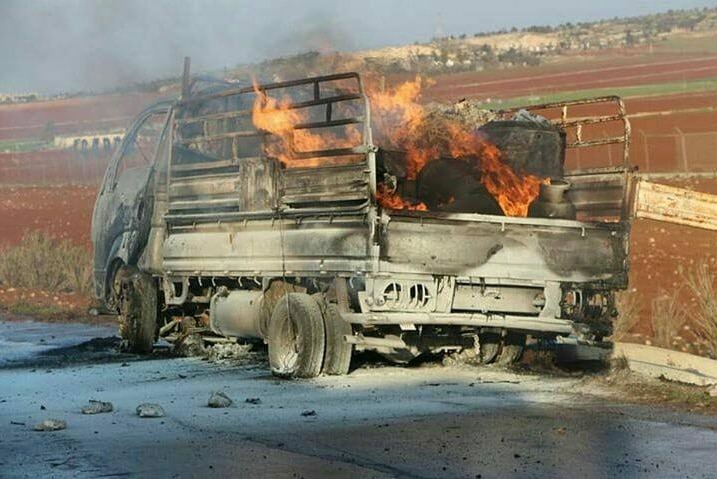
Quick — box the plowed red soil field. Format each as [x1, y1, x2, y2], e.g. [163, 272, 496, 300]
[627, 177, 717, 351]
[560, 91, 717, 173]
[0, 150, 111, 185]
[422, 53, 717, 102]
[0, 92, 160, 140]
[0, 185, 97, 248]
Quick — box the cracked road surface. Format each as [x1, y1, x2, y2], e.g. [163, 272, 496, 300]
[2, 319, 717, 478]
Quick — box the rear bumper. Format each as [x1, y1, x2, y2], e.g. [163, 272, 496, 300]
[341, 311, 573, 335]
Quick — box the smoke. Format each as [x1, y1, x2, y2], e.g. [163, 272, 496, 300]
[1, 0, 713, 94]
[261, 16, 355, 58]
[0, 0, 359, 94]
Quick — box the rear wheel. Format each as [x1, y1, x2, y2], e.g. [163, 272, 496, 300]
[322, 303, 353, 375]
[479, 332, 501, 364]
[268, 293, 325, 379]
[497, 331, 527, 365]
[118, 269, 158, 354]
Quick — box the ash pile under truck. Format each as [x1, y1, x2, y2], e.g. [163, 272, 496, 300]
[92, 65, 717, 378]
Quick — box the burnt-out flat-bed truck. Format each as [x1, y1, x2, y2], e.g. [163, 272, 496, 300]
[92, 71, 634, 377]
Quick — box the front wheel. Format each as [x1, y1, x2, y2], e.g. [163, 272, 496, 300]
[268, 293, 326, 379]
[118, 269, 158, 354]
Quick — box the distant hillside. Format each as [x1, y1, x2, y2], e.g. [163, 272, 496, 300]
[5, 7, 717, 103]
[231, 7, 717, 81]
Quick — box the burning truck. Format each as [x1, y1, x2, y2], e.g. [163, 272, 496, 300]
[92, 67, 635, 377]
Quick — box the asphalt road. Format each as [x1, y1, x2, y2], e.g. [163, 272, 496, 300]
[2, 319, 717, 478]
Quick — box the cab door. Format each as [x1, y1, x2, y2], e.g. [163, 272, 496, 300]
[91, 102, 171, 302]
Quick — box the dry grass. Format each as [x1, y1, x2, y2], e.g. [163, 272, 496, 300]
[593, 368, 717, 417]
[613, 291, 642, 342]
[0, 231, 92, 295]
[686, 264, 717, 358]
[650, 289, 686, 350]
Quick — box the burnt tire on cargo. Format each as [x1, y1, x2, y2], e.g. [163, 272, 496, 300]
[497, 331, 527, 365]
[268, 293, 325, 379]
[322, 303, 353, 376]
[118, 269, 158, 354]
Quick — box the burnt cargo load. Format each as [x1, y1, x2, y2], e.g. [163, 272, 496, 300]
[92, 70, 633, 377]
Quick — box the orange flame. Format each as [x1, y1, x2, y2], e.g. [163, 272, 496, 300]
[376, 183, 427, 211]
[250, 76, 543, 216]
[251, 80, 361, 168]
[369, 78, 543, 216]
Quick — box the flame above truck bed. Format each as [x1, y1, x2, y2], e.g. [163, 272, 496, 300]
[252, 77, 543, 217]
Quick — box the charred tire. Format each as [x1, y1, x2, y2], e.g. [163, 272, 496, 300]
[497, 331, 527, 365]
[322, 303, 353, 376]
[106, 260, 126, 312]
[268, 293, 326, 379]
[118, 270, 158, 354]
[479, 332, 501, 364]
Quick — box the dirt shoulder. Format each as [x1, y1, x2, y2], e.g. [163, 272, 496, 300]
[579, 365, 717, 417]
[0, 286, 113, 326]
[513, 349, 717, 418]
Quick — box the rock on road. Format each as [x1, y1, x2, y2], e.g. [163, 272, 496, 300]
[1, 318, 717, 478]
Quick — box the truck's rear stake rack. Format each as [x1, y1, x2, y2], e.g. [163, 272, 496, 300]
[497, 95, 631, 166]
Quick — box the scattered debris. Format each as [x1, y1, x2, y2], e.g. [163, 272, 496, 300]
[174, 334, 206, 357]
[205, 342, 253, 361]
[208, 391, 233, 408]
[33, 419, 67, 431]
[245, 397, 262, 405]
[301, 409, 316, 417]
[81, 400, 114, 414]
[427, 100, 498, 129]
[136, 403, 165, 418]
[441, 347, 479, 367]
[475, 378, 521, 384]
[586, 367, 717, 415]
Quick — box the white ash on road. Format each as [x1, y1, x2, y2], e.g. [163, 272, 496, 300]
[1, 319, 717, 478]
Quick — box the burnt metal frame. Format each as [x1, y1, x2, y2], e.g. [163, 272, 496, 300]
[496, 95, 632, 168]
[174, 72, 375, 164]
[498, 96, 635, 222]
[165, 72, 382, 228]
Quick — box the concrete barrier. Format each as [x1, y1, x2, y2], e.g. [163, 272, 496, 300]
[613, 342, 717, 386]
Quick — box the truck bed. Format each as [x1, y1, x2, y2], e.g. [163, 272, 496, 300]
[381, 210, 628, 287]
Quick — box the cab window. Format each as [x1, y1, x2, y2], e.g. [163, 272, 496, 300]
[110, 110, 168, 191]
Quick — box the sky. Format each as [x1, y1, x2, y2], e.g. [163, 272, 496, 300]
[0, 0, 714, 94]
